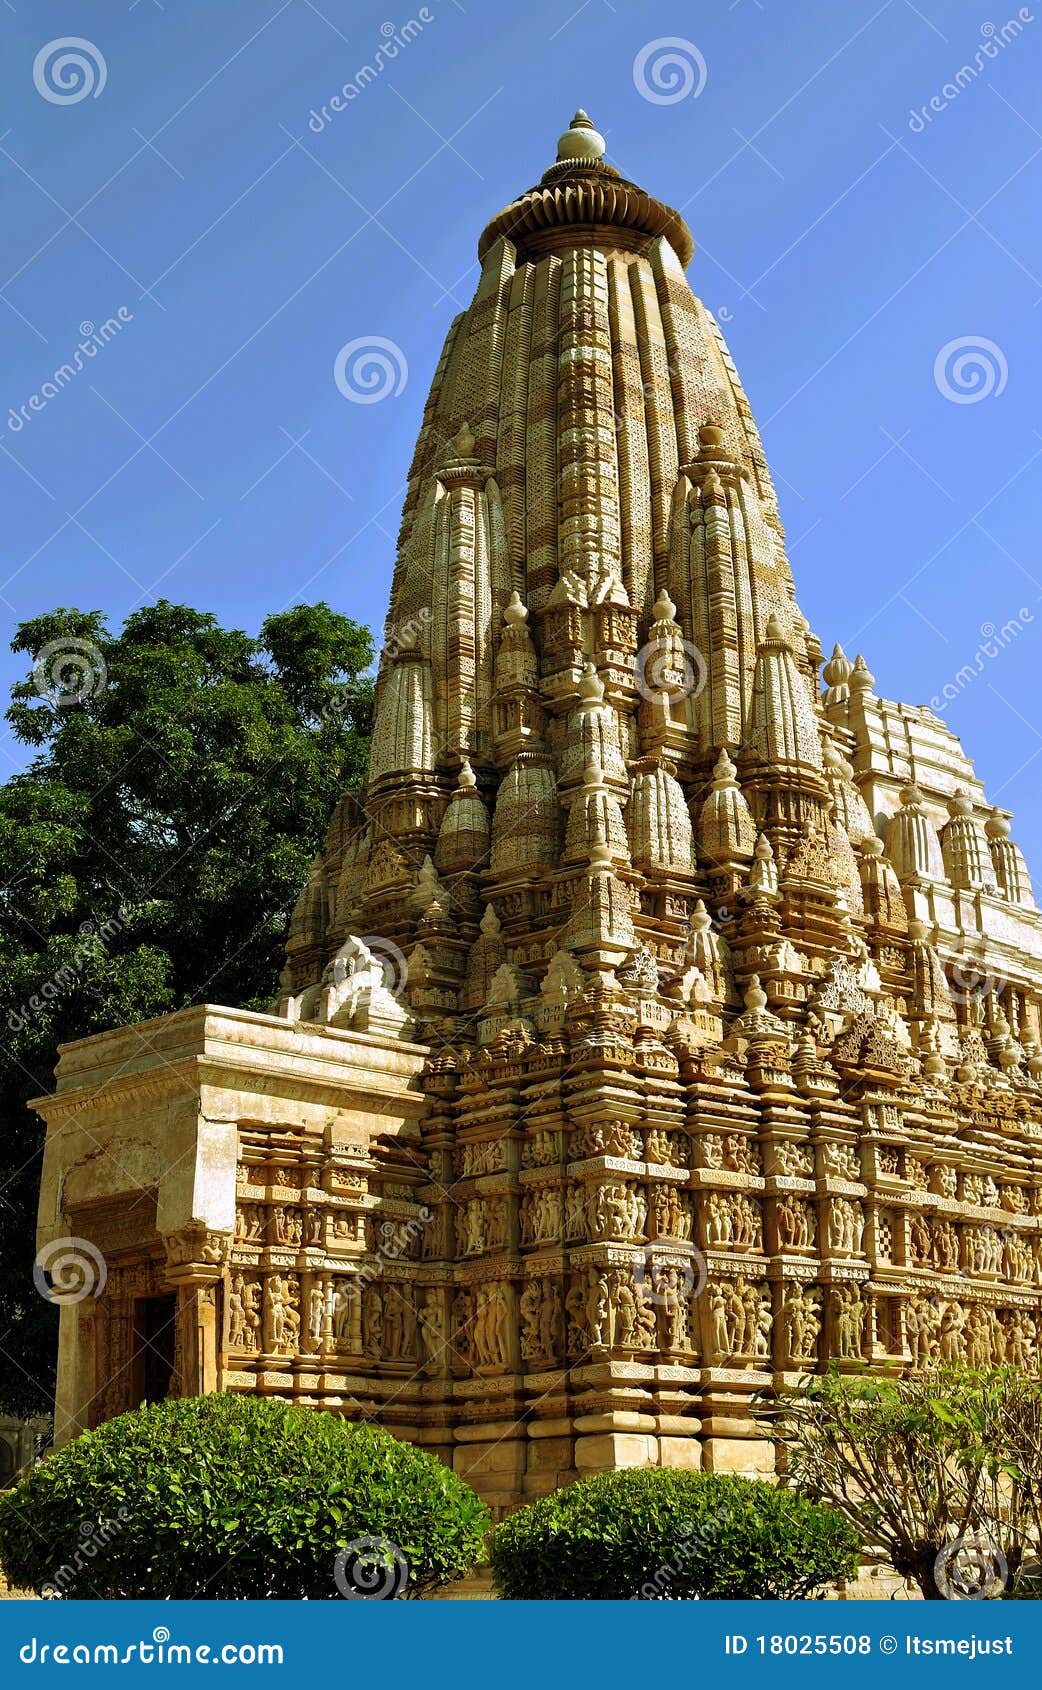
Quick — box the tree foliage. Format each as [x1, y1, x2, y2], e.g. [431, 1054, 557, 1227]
[0, 1397, 489, 1598]
[489, 1467, 859, 1600]
[0, 602, 373, 1415]
[764, 1365, 1042, 1599]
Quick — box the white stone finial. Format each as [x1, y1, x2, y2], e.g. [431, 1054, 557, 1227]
[651, 588, 678, 625]
[850, 653, 876, 693]
[503, 589, 528, 628]
[557, 110, 605, 164]
[578, 661, 605, 705]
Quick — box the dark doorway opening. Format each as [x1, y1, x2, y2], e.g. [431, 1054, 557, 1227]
[133, 1294, 176, 1405]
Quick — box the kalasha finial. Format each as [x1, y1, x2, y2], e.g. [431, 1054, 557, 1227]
[556, 109, 606, 164]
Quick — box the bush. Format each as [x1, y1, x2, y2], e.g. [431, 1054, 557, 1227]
[0, 1396, 489, 1599]
[489, 1468, 860, 1599]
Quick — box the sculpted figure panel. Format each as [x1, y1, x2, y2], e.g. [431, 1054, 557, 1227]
[782, 1284, 822, 1364]
[707, 1277, 771, 1364]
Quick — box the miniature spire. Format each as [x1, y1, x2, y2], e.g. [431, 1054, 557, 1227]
[849, 653, 876, 696]
[434, 758, 491, 874]
[748, 613, 823, 769]
[747, 831, 779, 899]
[985, 807, 1032, 905]
[885, 783, 942, 885]
[821, 643, 852, 708]
[626, 757, 694, 873]
[698, 747, 755, 863]
[940, 789, 994, 893]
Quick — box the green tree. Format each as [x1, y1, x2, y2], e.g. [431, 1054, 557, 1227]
[764, 1365, 1042, 1599]
[0, 602, 373, 1416]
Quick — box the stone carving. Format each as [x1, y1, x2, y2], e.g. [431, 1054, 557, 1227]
[648, 1184, 691, 1240]
[519, 1278, 564, 1362]
[590, 1182, 647, 1242]
[571, 1121, 641, 1161]
[821, 1142, 859, 1180]
[776, 1194, 816, 1251]
[707, 1277, 772, 1363]
[462, 1198, 509, 1256]
[830, 1284, 866, 1360]
[768, 1141, 815, 1179]
[418, 1291, 447, 1371]
[227, 1273, 262, 1353]
[782, 1284, 822, 1364]
[264, 1273, 300, 1356]
[704, 1192, 763, 1251]
[473, 1282, 511, 1369]
[645, 1126, 687, 1167]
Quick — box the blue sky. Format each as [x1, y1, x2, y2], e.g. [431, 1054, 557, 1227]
[2, 0, 1042, 862]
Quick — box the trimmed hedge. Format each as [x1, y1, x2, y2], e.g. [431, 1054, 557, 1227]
[490, 1468, 860, 1600]
[0, 1396, 489, 1599]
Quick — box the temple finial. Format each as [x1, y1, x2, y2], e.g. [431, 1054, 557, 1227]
[557, 110, 605, 164]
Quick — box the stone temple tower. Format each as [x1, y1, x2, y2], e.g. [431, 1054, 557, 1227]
[37, 116, 1042, 1502]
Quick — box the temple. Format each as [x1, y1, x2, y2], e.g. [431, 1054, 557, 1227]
[36, 114, 1042, 1506]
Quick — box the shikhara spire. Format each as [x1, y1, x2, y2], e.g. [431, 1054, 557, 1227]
[283, 112, 1041, 1043]
[39, 118, 1042, 1498]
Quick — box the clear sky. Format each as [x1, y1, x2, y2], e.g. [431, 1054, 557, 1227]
[2, 0, 1042, 862]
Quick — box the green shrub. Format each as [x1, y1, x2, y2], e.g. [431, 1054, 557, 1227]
[0, 1396, 489, 1599]
[490, 1468, 860, 1600]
